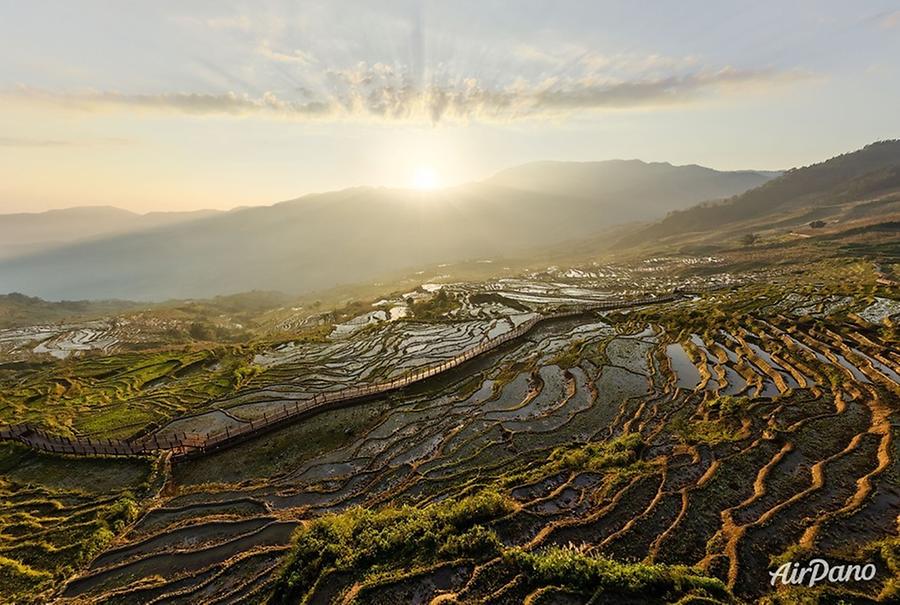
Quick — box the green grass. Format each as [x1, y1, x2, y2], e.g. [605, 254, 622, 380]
[270, 484, 732, 605]
[673, 418, 744, 446]
[0, 555, 53, 601]
[269, 489, 515, 604]
[547, 432, 645, 473]
[505, 545, 730, 603]
[0, 443, 152, 604]
[0, 443, 152, 493]
[0, 346, 258, 439]
[707, 395, 753, 417]
[502, 433, 646, 486]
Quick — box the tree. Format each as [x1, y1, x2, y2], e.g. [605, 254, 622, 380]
[188, 321, 214, 340]
[739, 233, 759, 246]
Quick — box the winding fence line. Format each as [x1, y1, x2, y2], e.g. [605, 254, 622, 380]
[0, 295, 677, 461]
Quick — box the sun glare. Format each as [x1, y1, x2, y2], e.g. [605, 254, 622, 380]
[411, 166, 440, 190]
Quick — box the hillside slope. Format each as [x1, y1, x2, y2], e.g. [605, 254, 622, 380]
[620, 140, 900, 250]
[484, 159, 772, 223]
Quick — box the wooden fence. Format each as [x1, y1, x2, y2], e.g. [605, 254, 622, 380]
[0, 295, 675, 461]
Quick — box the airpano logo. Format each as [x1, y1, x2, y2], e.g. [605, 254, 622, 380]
[769, 559, 876, 587]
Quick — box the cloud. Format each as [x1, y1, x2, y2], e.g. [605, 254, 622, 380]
[3, 65, 806, 124]
[879, 10, 900, 29]
[205, 15, 254, 31]
[173, 14, 256, 33]
[0, 137, 71, 147]
[528, 67, 794, 112]
[5, 87, 331, 117]
[0, 136, 132, 148]
[256, 42, 316, 65]
[513, 46, 699, 76]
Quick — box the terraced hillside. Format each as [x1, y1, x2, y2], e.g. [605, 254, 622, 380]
[0, 255, 897, 604]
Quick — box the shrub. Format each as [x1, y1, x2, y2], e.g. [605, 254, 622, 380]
[411, 290, 460, 321]
[674, 419, 743, 445]
[707, 395, 751, 416]
[102, 495, 139, 532]
[547, 433, 644, 473]
[505, 546, 729, 602]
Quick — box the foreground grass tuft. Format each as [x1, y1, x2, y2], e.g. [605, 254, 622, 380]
[270, 490, 514, 604]
[506, 545, 731, 603]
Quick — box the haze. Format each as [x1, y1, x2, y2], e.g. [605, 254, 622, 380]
[2, 1, 900, 213]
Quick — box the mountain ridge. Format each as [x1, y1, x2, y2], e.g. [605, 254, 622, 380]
[0, 160, 773, 301]
[617, 140, 900, 250]
[0, 205, 224, 261]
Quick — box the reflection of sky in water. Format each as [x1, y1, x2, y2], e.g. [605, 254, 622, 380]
[666, 343, 700, 390]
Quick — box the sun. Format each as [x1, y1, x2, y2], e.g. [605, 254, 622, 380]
[411, 166, 440, 190]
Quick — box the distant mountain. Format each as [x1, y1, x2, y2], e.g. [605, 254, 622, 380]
[0, 206, 222, 260]
[485, 160, 773, 224]
[0, 161, 773, 301]
[0, 292, 145, 330]
[619, 140, 900, 250]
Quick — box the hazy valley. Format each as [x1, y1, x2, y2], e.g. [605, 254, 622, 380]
[0, 161, 773, 301]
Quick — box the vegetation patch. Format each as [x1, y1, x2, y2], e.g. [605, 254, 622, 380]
[547, 432, 645, 473]
[270, 489, 514, 604]
[0, 444, 150, 604]
[410, 290, 462, 321]
[505, 546, 731, 604]
[0, 346, 259, 438]
[550, 338, 586, 368]
[707, 395, 753, 417]
[673, 418, 744, 445]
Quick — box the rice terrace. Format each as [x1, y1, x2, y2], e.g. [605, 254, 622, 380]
[1, 2, 900, 604]
[1, 244, 898, 604]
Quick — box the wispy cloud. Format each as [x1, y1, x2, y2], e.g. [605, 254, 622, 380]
[173, 14, 257, 33]
[512, 46, 700, 76]
[0, 136, 132, 148]
[256, 41, 316, 65]
[3, 65, 805, 124]
[878, 10, 900, 29]
[0, 137, 71, 147]
[5, 87, 331, 116]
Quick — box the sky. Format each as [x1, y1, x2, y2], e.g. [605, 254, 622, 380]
[1, 0, 899, 213]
